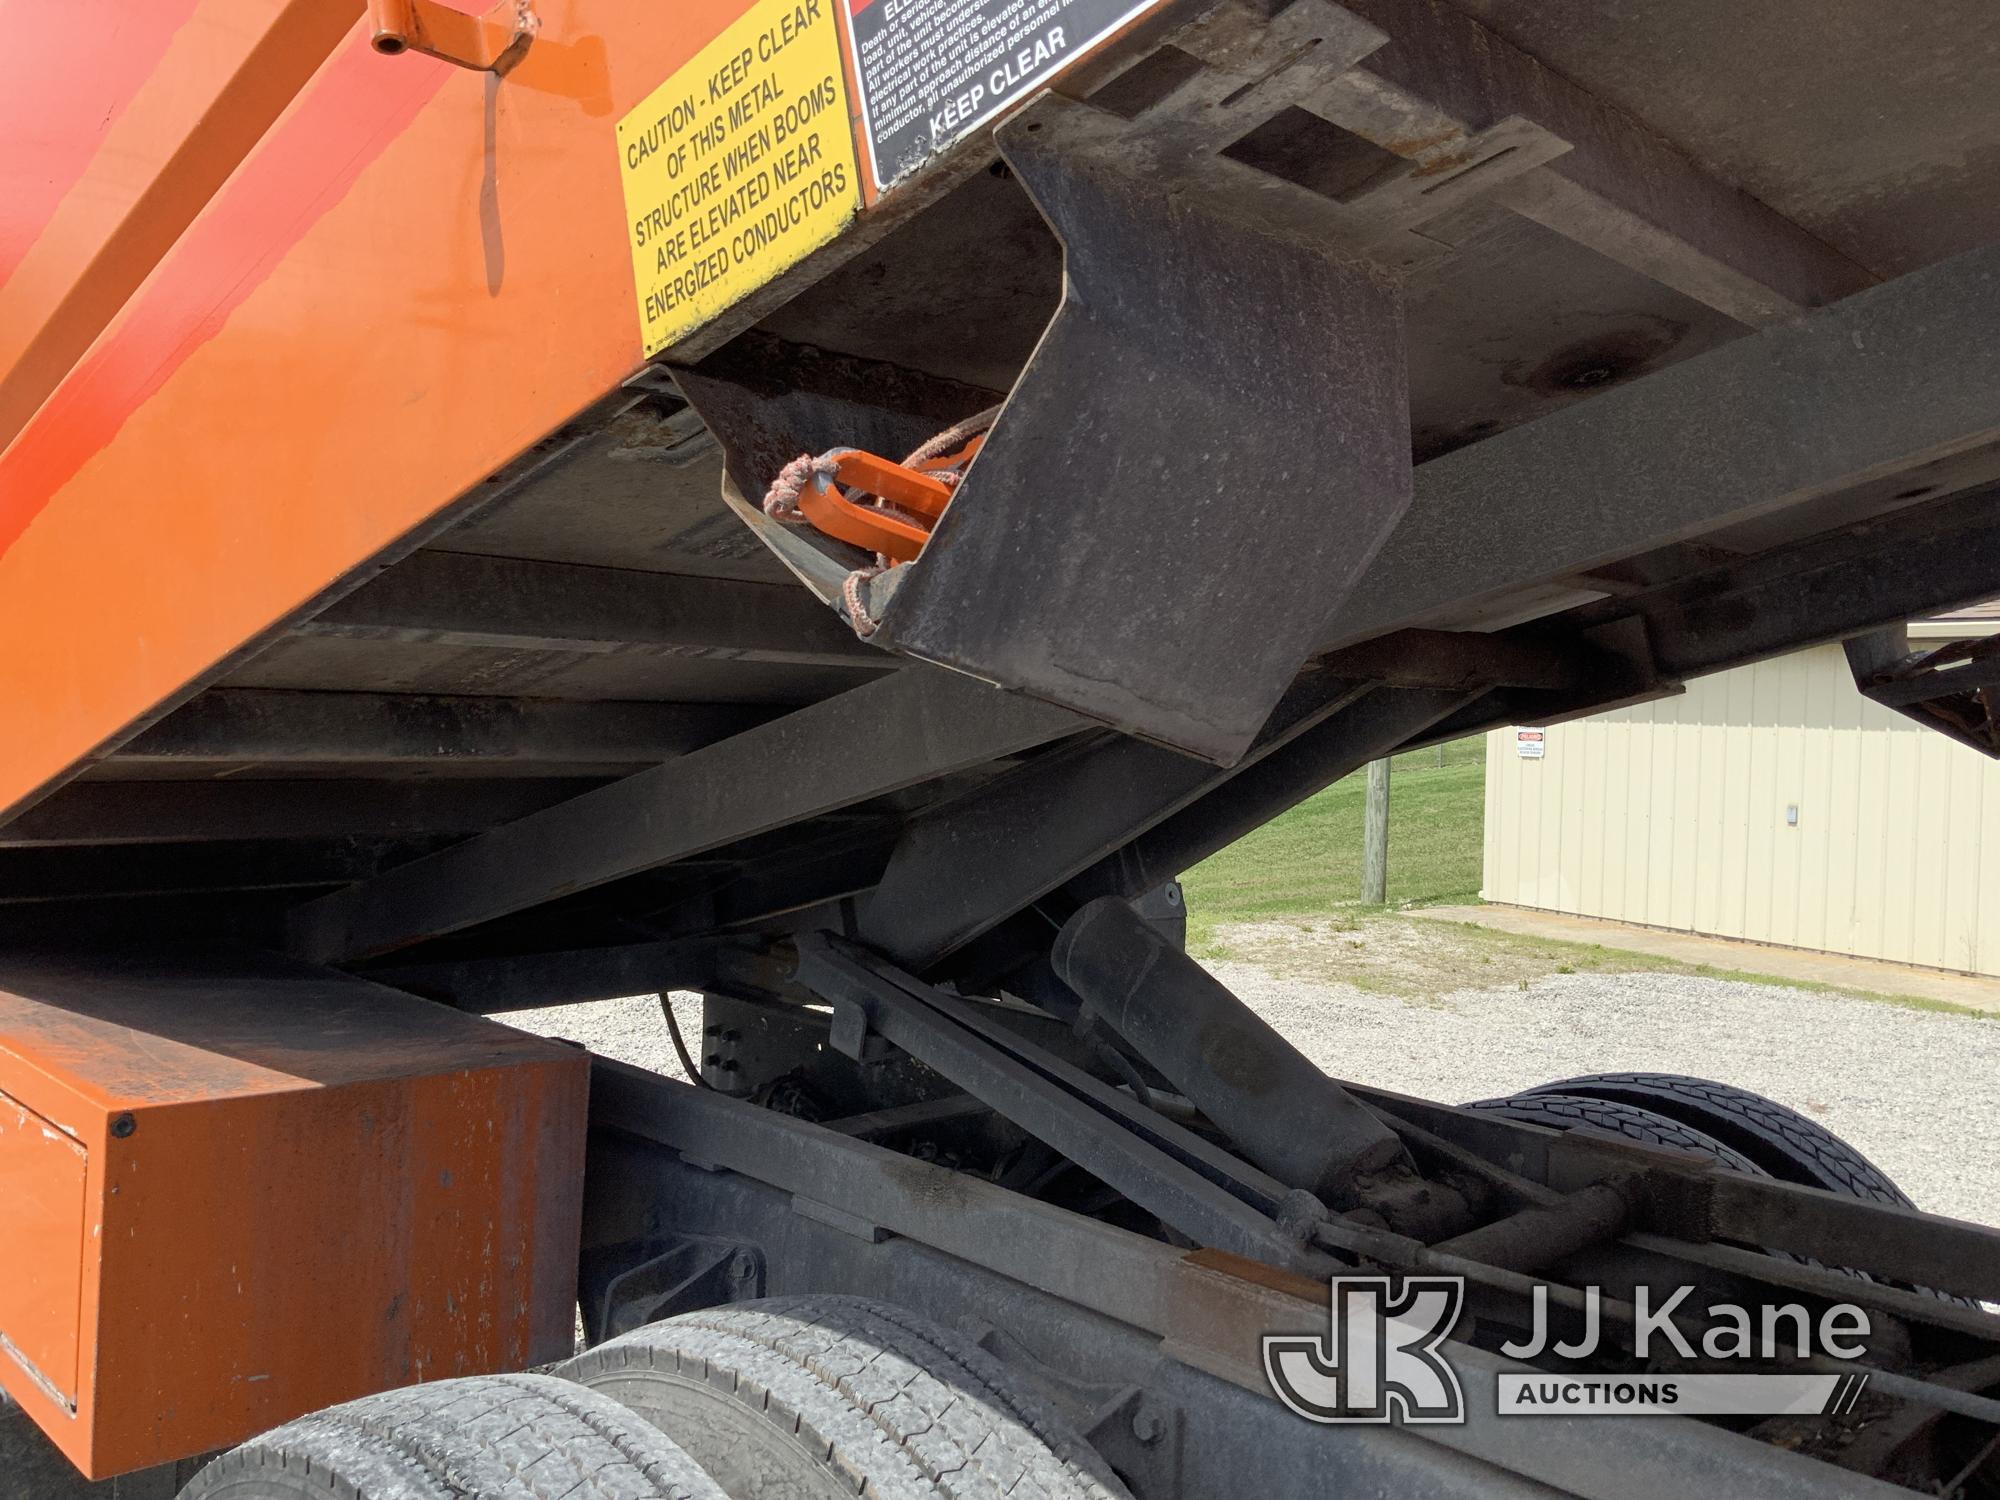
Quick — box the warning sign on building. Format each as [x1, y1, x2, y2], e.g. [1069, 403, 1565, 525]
[617, 0, 861, 355]
[845, 0, 1163, 190]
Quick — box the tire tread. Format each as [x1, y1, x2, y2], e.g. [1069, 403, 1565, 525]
[176, 1374, 723, 1500]
[561, 1296, 1129, 1500]
[1520, 1071, 1913, 1206]
[1469, 1091, 1764, 1173]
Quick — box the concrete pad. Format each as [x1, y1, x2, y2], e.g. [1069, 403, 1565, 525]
[1409, 904, 2000, 1014]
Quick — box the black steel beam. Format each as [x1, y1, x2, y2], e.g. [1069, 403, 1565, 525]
[0, 836, 456, 903]
[1316, 628, 1583, 693]
[1706, 1174, 2000, 1310]
[1842, 628, 1913, 699]
[822, 1095, 991, 1140]
[641, 824, 901, 937]
[286, 670, 1082, 963]
[1338, 0, 1875, 323]
[917, 686, 1477, 987]
[1053, 898, 1404, 1198]
[0, 778, 604, 847]
[1633, 482, 2000, 680]
[369, 938, 731, 1012]
[932, 688, 1472, 992]
[295, 550, 885, 667]
[1355, 1084, 2000, 1306]
[1068, 686, 1480, 907]
[1845, 627, 2000, 757]
[113, 690, 771, 767]
[1323, 246, 2000, 650]
[1861, 658, 2000, 711]
[855, 673, 1374, 970]
[793, 936, 1326, 1272]
[1413, 674, 1680, 761]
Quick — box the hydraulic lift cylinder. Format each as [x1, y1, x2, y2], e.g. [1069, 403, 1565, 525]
[1052, 897, 1404, 1202]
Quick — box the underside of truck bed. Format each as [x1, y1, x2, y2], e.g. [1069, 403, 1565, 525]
[5, 2, 2000, 1496]
[9, 0, 2000, 990]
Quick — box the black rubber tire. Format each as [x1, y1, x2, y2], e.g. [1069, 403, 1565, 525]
[1516, 1071, 1917, 1207]
[1474, 1081, 1968, 1302]
[174, 1373, 725, 1500]
[1469, 1091, 1767, 1175]
[558, 1296, 1131, 1500]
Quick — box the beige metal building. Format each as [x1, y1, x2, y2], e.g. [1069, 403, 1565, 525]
[1482, 608, 2000, 977]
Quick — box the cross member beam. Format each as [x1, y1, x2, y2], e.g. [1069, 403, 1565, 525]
[114, 690, 770, 766]
[1325, 246, 2000, 650]
[298, 550, 885, 668]
[286, 669, 1081, 963]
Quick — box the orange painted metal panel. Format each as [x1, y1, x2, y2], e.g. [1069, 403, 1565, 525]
[0, 953, 589, 1479]
[0, 0, 364, 453]
[0, 0, 763, 822]
[0, 1088, 87, 1406]
[0, 0, 205, 288]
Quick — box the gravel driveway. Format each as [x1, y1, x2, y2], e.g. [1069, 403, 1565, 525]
[1207, 961, 2000, 1228]
[508, 962, 2000, 1229]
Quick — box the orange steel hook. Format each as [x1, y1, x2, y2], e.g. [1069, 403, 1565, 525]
[797, 445, 972, 564]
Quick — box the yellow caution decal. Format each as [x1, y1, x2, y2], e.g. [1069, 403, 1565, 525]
[618, 0, 860, 355]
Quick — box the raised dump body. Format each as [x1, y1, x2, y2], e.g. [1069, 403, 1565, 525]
[4, 0, 1996, 961]
[4, 3, 2000, 1497]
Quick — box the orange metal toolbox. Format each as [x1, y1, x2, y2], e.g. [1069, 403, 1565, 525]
[0, 949, 588, 1479]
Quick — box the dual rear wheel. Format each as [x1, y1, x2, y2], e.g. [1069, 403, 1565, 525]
[175, 1299, 1128, 1500]
[176, 1374, 725, 1500]
[1471, 1070, 1919, 1204]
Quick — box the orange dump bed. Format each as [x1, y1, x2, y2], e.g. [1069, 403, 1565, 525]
[4, 0, 1997, 951]
[0, 0, 740, 823]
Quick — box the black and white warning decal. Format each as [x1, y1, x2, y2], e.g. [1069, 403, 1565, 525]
[843, 0, 1162, 190]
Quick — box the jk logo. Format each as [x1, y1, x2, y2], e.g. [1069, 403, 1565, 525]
[1263, 1276, 1467, 1424]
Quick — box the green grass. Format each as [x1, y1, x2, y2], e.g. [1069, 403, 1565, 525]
[1182, 735, 1486, 947]
[1415, 919, 1993, 1012]
[1178, 733, 1993, 1020]
[1653, 960, 1995, 1020]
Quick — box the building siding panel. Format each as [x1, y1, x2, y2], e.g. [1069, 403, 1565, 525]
[1485, 643, 2000, 977]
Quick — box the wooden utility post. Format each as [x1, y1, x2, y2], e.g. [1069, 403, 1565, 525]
[1362, 756, 1390, 904]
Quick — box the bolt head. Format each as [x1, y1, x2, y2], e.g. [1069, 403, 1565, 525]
[1130, 1405, 1167, 1445]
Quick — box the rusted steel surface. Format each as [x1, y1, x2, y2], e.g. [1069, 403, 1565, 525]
[0, 949, 587, 1479]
